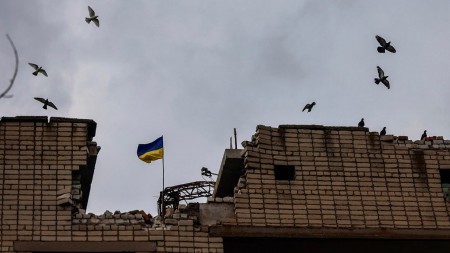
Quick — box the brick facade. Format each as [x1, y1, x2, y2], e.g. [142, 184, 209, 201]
[2, 117, 450, 252]
[229, 125, 450, 233]
[0, 117, 223, 253]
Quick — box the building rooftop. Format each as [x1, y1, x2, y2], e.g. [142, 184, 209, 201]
[212, 124, 450, 238]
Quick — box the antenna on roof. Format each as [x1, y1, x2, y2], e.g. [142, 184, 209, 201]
[234, 128, 237, 149]
[230, 137, 232, 149]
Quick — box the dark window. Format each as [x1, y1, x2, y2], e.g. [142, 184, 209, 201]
[439, 169, 450, 183]
[274, 165, 295, 180]
[439, 169, 450, 199]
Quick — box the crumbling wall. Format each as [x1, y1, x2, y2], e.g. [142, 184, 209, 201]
[231, 125, 450, 229]
[0, 116, 223, 253]
[68, 205, 223, 252]
[0, 117, 94, 251]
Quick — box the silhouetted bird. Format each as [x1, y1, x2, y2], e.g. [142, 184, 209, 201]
[380, 127, 386, 136]
[302, 102, 316, 112]
[421, 130, 427, 140]
[85, 6, 99, 27]
[34, 97, 58, 110]
[375, 35, 396, 53]
[358, 118, 365, 127]
[28, 63, 48, 77]
[374, 66, 390, 89]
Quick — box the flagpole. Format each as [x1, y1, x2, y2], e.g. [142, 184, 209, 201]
[161, 136, 165, 220]
[161, 136, 165, 252]
[162, 156, 165, 218]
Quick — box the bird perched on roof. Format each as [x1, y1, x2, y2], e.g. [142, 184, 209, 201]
[358, 118, 365, 127]
[380, 127, 386, 136]
[375, 35, 396, 53]
[302, 102, 316, 112]
[421, 130, 427, 140]
[28, 63, 48, 77]
[85, 6, 99, 27]
[34, 97, 58, 110]
[374, 66, 390, 89]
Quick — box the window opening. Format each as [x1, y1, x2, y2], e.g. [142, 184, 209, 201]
[439, 169, 450, 200]
[274, 165, 295, 181]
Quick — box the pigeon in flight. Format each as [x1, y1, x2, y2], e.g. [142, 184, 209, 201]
[380, 127, 386, 136]
[374, 66, 390, 89]
[85, 6, 99, 27]
[358, 118, 365, 127]
[302, 102, 316, 112]
[34, 97, 58, 110]
[421, 130, 427, 140]
[375, 35, 396, 53]
[28, 63, 48, 77]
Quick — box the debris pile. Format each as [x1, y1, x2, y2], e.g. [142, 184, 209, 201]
[72, 209, 152, 226]
[155, 203, 200, 228]
[380, 134, 449, 148]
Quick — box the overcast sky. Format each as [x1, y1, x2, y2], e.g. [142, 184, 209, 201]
[2, 1, 450, 215]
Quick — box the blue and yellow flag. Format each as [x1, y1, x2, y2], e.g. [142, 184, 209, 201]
[137, 136, 164, 163]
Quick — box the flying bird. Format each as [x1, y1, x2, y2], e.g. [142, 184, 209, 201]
[375, 35, 396, 53]
[302, 102, 316, 112]
[85, 6, 99, 27]
[374, 66, 390, 89]
[34, 97, 58, 110]
[421, 130, 427, 140]
[358, 118, 365, 127]
[380, 127, 386, 136]
[28, 63, 48, 77]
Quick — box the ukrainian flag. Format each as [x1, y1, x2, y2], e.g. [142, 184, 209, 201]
[137, 136, 164, 163]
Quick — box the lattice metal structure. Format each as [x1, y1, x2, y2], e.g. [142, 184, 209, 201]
[157, 181, 215, 215]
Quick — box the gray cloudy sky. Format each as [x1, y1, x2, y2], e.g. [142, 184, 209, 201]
[2, 1, 450, 215]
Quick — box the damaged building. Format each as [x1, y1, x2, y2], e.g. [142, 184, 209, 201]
[1, 116, 450, 252]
